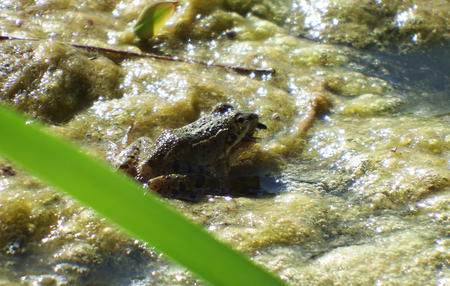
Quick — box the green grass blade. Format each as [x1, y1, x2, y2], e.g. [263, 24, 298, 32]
[134, 1, 179, 40]
[0, 105, 287, 286]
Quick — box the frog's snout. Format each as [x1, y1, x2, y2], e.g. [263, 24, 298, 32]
[247, 113, 266, 129]
[237, 113, 266, 130]
[257, 122, 267, 129]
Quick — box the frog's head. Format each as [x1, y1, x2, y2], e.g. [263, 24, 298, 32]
[212, 103, 267, 152]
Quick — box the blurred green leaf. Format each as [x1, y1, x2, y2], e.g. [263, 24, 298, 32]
[0, 104, 287, 286]
[134, 1, 179, 40]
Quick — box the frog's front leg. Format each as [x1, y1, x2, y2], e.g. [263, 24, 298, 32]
[114, 137, 152, 177]
[147, 174, 226, 201]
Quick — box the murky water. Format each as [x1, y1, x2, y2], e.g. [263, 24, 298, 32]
[1, 0, 449, 285]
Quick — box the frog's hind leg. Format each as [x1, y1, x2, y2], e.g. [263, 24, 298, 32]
[147, 174, 203, 202]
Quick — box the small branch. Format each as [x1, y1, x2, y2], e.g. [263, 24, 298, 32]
[0, 35, 275, 75]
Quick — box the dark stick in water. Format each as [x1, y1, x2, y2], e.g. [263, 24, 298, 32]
[0, 35, 275, 76]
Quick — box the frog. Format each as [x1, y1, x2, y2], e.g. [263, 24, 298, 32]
[114, 103, 267, 201]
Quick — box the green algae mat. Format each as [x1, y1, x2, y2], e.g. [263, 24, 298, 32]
[0, 0, 449, 285]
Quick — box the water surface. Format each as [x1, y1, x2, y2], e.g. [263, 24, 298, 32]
[0, 0, 449, 285]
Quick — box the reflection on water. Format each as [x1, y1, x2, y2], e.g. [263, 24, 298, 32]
[348, 46, 450, 116]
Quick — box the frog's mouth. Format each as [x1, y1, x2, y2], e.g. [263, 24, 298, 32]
[257, 122, 267, 130]
[242, 122, 267, 143]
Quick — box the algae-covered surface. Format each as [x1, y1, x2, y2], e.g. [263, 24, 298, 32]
[1, 0, 449, 285]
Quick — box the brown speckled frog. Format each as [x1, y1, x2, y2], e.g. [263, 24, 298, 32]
[114, 103, 266, 201]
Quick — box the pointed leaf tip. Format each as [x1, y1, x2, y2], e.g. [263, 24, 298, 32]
[134, 1, 179, 40]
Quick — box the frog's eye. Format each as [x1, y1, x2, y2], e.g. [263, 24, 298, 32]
[236, 113, 257, 124]
[247, 113, 258, 120]
[213, 103, 234, 114]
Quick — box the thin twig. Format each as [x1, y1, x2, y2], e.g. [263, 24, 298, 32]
[0, 35, 275, 75]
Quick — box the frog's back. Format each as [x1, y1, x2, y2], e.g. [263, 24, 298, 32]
[140, 113, 233, 177]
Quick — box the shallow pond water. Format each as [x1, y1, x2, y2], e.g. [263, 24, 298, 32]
[1, 0, 449, 285]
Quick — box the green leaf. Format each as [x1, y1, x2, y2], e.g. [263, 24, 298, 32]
[0, 104, 287, 286]
[134, 1, 179, 40]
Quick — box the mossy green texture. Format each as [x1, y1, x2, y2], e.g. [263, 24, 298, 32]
[0, 41, 122, 123]
[0, 0, 449, 285]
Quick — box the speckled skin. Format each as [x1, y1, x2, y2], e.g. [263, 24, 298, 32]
[114, 103, 265, 201]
